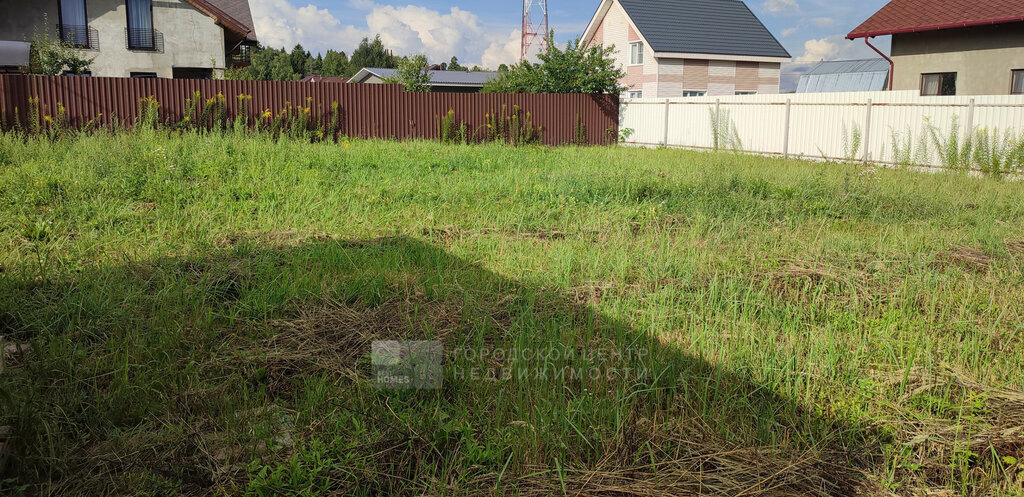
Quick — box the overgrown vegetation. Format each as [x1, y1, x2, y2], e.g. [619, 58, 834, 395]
[1, 133, 1023, 496]
[29, 20, 94, 76]
[383, 54, 432, 92]
[710, 107, 743, 152]
[482, 34, 624, 94]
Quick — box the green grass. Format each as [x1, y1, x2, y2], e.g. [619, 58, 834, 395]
[1, 130, 1023, 496]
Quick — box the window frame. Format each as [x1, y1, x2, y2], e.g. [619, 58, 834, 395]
[681, 90, 706, 97]
[735, 91, 757, 96]
[629, 41, 644, 66]
[626, 90, 643, 99]
[921, 72, 957, 96]
[126, 0, 156, 51]
[57, 0, 90, 48]
[130, 71, 158, 79]
[1012, 69, 1024, 95]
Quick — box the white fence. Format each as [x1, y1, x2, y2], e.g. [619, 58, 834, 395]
[619, 91, 1024, 168]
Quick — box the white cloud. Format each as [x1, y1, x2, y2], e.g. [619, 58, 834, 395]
[811, 17, 836, 28]
[781, 27, 798, 37]
[794, 35, 887, 63]
[250, 0, 523, 70]
[251, 0, 369, 52]
[763, 0, 800, 15]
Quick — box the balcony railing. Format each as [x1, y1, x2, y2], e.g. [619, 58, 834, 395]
[57, 24, 98, 50]
[125, 27, 164, 53]
[229, 45, 252, 66]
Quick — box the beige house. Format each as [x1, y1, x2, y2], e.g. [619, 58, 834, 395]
[848, 0, 1024, 96]
[581, 0, 791, 98]
[0, 0, 256, 78]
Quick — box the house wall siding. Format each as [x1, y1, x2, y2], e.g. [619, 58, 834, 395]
[0, 0, 225, 78]
[890, 23, 1024, 95]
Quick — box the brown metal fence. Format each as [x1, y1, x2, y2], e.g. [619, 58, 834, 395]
[0, 75, 619, 145]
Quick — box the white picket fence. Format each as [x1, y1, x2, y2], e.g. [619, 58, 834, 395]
[619, 91, 1024, 168]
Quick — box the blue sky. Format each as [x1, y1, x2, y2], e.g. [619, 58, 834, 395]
[251, 0, 894, 88]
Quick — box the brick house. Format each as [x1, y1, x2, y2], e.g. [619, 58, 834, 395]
[581, 0, 791, 98]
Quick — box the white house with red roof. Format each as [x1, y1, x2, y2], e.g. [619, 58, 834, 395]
[848, 0, 1024, 96]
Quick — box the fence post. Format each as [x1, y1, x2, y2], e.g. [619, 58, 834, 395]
[663, 98, 670, 146]
[863, 98, 872, 163]
[965, 98, 975, 145]
[714, 98, 721, 152]
[783, 98, 791, 159]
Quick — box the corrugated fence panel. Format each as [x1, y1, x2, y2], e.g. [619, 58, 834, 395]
[621, 90, 1024, 168]
[0, 75, 619, 146]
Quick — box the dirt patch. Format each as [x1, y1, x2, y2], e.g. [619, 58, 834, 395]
[935, 246, 992, 272]
[213, 230, 344, 249]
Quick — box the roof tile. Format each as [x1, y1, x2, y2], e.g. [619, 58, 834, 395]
[848, 0, 1024, 38]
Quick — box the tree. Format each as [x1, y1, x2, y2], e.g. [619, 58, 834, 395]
[225, 45, 299, 81]
[29, 26, 94, 75]
[348, 36, 395, 76]
[482, 34, 624, 94]
[321, 50, 349, 77]
[497, 63, 510, 73]
[289, 43, 311, 77]
[447, 56, 466, 71]
[311, 53, 323, 75]
[384, 55, 431, 92]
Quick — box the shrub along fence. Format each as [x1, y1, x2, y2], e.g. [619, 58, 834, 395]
[0, 75, 619, 146]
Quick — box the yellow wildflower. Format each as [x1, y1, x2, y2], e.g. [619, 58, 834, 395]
[183, 116, 191, 122]
[43, 115, 52, 122]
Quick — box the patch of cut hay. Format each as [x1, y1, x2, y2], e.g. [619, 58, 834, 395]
[935, 246, 991, 272]
[873, 366, 1024, 494]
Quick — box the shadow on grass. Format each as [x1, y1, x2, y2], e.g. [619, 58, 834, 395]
[0, 235, 887, 496]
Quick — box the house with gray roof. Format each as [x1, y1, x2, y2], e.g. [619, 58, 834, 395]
[349, 67, 499, 93]
[581, 0, 791, 98]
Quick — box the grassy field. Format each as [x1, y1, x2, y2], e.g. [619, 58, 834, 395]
[1, 130, 1023, 496]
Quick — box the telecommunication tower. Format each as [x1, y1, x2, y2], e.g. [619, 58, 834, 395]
[521, 0, 549, 61]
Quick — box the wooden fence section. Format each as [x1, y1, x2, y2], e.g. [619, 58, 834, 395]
[620, 91, 1024, 168]
[0, 75, 619, 145]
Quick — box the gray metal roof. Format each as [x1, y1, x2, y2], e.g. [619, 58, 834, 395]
[0, 40, 31, 67]
[360, 68, 499, 87]
[617, 0, 790, 58]
[796, 58, 890, 93]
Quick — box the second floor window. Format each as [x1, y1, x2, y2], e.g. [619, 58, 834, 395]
[1012, 70, 1024, 95]
[58, 0, 88, 47]
[629, 42, 644, 66]
[126, 0, 154, 50]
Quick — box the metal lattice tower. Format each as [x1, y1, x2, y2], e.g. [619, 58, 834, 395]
[521, 0, 548, 61]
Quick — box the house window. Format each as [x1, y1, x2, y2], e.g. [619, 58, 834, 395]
[1012, 70, 1024, 95]
[682, 90, 706, 97]
[58, 0, 89, 47]
[629, 42, 644, 65]
[130, 72, 158, 78]
[626, 90, 643, 99]
[126, 0, 155, 50]
[735, 91, 757, 96]
[921, 73, 956, 96]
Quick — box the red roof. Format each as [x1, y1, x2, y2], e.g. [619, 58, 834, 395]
[847, 0, 1024, 39]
